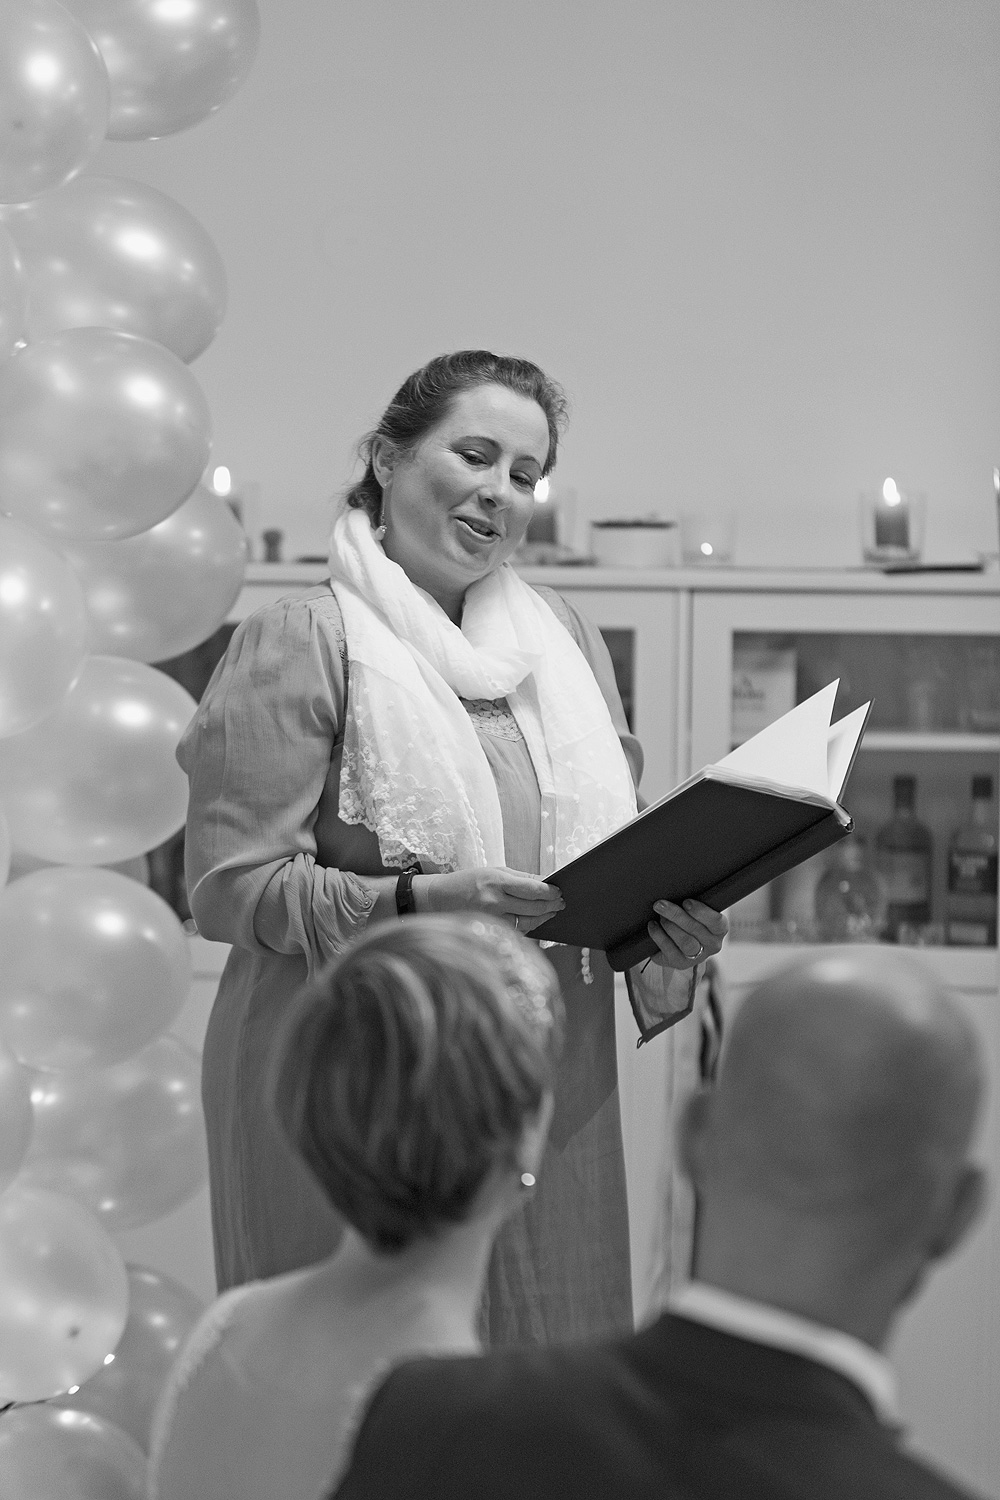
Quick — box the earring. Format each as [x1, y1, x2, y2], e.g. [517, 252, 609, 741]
[373, 523, 386, 541]
[519, 1172, 536, 1191]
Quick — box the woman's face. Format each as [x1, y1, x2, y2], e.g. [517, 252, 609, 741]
[375, 384, 550, 620]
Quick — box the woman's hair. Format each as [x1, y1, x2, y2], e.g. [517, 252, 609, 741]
[269, 915, 563, 1253]
[345, 349, 569, 523]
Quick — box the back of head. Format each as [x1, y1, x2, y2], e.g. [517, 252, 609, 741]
[686, 949, 986, 1337]
[270, 915, 563, 1253]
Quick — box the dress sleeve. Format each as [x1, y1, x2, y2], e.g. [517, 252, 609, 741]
[176, 596, 377, 966]
[545, 588, 701, 1045]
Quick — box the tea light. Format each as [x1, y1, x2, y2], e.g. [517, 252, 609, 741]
[874, 477, 909, 549]
[679, 511, 736, 565]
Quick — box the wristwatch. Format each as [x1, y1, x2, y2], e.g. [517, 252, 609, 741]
[395, 867, 420, 917]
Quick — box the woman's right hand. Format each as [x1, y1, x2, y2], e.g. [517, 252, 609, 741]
[415, 868, 565, 933]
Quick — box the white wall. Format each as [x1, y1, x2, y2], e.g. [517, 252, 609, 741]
[93, 0, 1000, 565]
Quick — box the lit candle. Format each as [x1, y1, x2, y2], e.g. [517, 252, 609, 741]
[874, 477, 909, 550]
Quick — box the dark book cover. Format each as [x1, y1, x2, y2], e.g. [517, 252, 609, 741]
[532, 772, 853, 971]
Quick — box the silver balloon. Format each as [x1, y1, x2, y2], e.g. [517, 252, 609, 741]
[0, 654, 196, 865]
[51, 1262, 204, 1452]
[0, 1042, 34, 1192]
[3, 174, 227, 361]
[64, 484, 248, 661]
[20, 1035, 209, 1231]
[0, 0, 110, 203]
[0, 220, 27, 358]
[0, 327, 212, 541]
[62, 0, 261, 140]
[0, 865, 191, 1069]
[0, 1186, 129, 1403]
[0, 515, 89, 739]
[0, 1405, 147, 1499]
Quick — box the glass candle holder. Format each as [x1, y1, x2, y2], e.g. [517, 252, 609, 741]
[679, 511, 736, 565]
[859, 482, 925, 564]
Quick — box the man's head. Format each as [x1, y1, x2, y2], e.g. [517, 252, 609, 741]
[680, 949, 987, 1348]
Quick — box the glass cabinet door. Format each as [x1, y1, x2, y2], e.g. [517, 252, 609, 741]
[690, 590, 1000, 965]
[556, 585, 680, 804]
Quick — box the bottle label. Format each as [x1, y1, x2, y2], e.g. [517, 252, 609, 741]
[948, 852, 998, 897]
[880, 851, 931, 903]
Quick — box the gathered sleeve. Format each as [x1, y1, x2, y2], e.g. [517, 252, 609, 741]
[176, 597, 376, 969]
[552, 590, 700, 1045]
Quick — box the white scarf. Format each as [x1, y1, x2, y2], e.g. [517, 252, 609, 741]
[326, 502, 637, 874]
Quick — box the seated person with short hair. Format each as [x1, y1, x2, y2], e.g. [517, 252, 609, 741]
[333, 948, 990, 1500]
[149, 914, 562, 1500]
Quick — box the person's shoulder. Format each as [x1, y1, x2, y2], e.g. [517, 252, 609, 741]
[365, 1335, 635, 1436]
[722, 1409, 990, 1500]
[528, 583, 575, 636]
[226, 585, 347, 672]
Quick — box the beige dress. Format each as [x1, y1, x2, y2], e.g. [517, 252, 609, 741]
[178, 584, 696, 1346]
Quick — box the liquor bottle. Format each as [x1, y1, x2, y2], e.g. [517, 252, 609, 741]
[945, 776, 998, 947]
[875, 775, 933, 941]
[814, 838, 886, 943]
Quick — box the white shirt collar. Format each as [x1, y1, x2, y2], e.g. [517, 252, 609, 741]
[667, 1280, 900, 1426]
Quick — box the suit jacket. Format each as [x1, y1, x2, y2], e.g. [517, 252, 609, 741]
[332, 1312, 988, 1500]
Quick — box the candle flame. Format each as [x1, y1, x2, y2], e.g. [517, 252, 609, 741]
[882, 477, 901, 507]
[533, 476, 550, 502]
[212, 466, 232, 497]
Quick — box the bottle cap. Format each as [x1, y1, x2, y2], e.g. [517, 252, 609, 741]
[972, 775, 993, 801]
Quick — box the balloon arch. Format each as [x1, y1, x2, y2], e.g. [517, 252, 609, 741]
[0, 2, 260, 1493]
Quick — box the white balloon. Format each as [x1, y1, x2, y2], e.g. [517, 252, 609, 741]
[0, 655, 196, 865]
[62, 0, 261, 140]
[0, 514, 89, 739]
[0, 0, 110, 203]
[0, 1042, 33, 1191]
[0, 1186, 128, 1403]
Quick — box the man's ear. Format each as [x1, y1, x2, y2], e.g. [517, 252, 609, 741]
[927, 1162, 988, 1264]
[677, 1087, 714, 1191]
[370, 435, 396, 490]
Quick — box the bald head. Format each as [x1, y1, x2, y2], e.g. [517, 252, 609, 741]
[708, 950, 983, 1227]
[682, 951, 987, 1342]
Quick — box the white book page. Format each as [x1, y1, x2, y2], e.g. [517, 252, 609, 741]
[715, 681, 840, 798]
[826, 701, 871, 800]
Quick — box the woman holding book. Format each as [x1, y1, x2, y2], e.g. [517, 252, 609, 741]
[178, 349, 727, 1345]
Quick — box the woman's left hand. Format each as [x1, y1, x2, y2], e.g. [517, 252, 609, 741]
[647, 897, 728, 971]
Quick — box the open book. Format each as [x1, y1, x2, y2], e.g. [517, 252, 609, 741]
[532, 681, 871, 970]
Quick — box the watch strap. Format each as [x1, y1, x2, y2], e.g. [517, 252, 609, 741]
[395, 868, 419, 917]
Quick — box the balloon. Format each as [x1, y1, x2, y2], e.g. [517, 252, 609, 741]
[0, 865, 191, 1069]
[20, 1035, 208, 1231]
[65, 484, 248, 661]
[62, 0, 260, 140]
[0, 327, 212, 541]
[0, 0, 109, 203]
[0, 221, 27, 359]
[0, 654, 196, 864]
[0, 515, 88, 739]
[0, 1185, 128, 1402]
[0, 1405, 146, 1499]
[0, 804, 10, 886]
[0, 1043, 34, 1191]
[51, 1262, 204, 1450]
[3, 173, 227, 361]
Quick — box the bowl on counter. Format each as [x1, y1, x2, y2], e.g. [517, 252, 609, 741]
[590, 517, 679, 568]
